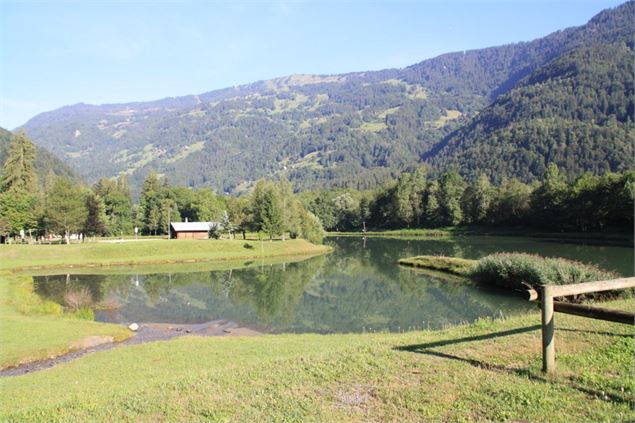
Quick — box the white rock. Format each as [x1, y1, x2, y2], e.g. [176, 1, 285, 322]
[128, 323, 139, 331]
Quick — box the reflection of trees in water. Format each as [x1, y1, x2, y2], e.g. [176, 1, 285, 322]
[220, 255, 328, 326]
[34, 274, 108, 309]
[31, 238, 539, 331]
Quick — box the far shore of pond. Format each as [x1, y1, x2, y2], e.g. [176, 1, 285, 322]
[327, 227, 633, 246]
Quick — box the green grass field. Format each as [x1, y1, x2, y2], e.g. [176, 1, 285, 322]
[1, 239, 633, 421]
[1, 300, 633, 422]
[0, 238, 331, 271]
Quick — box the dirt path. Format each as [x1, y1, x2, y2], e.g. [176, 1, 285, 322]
[0, 320, 261, 377]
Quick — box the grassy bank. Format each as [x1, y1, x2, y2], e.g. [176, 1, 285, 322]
[329, 227, 633, 246]
[0, 239, 331, 271]
[398, 256, 476, 276]
[1, 299, 633, 422]
[0, 272, 132, 369]
[329, 228, 454, 238]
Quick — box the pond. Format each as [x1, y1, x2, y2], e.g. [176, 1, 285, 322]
[32, 236, 633, 334]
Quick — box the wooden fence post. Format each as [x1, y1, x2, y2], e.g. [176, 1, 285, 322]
[541, 284, 555, 373]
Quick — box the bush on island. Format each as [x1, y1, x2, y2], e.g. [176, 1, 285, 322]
[471, 253, 621, 300]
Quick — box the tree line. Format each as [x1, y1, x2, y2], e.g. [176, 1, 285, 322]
[1, 132, 632, 244]
[0, 132, 324, 244]
[301, 164, 634, 233]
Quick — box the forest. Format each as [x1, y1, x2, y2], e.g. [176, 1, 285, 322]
[0, 131, 632, 245]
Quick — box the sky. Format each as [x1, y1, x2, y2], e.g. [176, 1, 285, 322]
[0, 0, 626, 129]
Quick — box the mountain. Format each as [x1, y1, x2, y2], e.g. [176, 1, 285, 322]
[19, 1, 635, 193]
[0, 127, 78, 186]
[427, 5, 635, 182]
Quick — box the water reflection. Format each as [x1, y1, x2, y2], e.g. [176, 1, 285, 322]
[32, 236, 632, 333]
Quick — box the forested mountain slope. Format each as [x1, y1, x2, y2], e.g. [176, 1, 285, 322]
[0, 128, 77, 186]
[19, 1, 634, 193]
[427, 16, 634, 181]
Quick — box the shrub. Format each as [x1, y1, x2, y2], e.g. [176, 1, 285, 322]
[471, 253, 619, 299]
[64, 287, 93, 310]
[71, 307, 95, 320]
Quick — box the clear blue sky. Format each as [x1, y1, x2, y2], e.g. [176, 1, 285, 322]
[0, 0, 625, 129]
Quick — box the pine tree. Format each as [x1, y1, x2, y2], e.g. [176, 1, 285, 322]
[0, 131, 40, 237]
[83, 193, 107, 237]
[1, 130, 38, 193]
[139, 171, 162, 235]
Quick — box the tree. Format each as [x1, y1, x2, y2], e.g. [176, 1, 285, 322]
[251, 180, 283, 240]
[423, 180, 441, 227]
[392, 167, 427, 227]
[220, 210, 237, 238]
[277, 178, 298, 240]
[438, 172, 466, 226]
[48, 177, 87, 243]
[83, 193, 107, 237]
[332, 192, 358, 231]
[139, 172, 162, 235]
[0, 194, 39, 236]
[190, 189, 225, 222]
[1, 130, 38, 193]
[227, 196, 251, 239]
[93, 176, 134, 236]
[0, 131, 40, 237]
[297, 208, 325, 244]
[489, 178, 532, 225]
[461, 174, 494, 224]
[530, 164, 568, 228]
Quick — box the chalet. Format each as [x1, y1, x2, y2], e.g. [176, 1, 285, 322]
[169, 221, 218, 240]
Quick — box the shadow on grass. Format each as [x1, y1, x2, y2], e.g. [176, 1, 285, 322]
[396, 325, 541, 352]
[395, 324, 630, 404]
[557, 327, 634, 337]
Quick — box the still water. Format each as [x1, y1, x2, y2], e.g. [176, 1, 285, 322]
[33, 236, 633, 334]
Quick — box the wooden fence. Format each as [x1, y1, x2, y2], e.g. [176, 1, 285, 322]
[524, 277, 635, 373]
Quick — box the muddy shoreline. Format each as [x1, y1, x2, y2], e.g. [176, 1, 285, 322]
[0, 320, 261, 377]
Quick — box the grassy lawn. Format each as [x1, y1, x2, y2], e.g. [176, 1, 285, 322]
[1, 299, 633, 422]
[0, 239, 331, 271]
[0, 273, 132, 369]
[1, 240, 632, 421]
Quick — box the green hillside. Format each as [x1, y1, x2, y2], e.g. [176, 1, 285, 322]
[18, 1, 635, 193]
[428, 38, 634, 182]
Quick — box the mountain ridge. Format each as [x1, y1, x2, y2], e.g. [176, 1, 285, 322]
[19, 1, 634, 193]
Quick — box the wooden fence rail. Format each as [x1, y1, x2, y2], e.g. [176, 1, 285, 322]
[524, 277, 635, 373]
